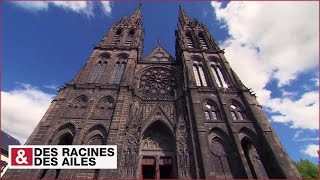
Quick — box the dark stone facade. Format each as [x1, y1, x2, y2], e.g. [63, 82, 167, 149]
[4, 5, 301, 179]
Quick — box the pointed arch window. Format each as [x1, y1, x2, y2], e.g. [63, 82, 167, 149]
[186, 32, 194, 48]
[241, 139, 269, 178]
[230, 102, 245, 121]
[89, 56, 109, 83]
[111, 29, 122, 46]
[110, 63, 119, 84]
[210, 59, 228, 88]
[203, 100, 220, 121]
[110, 55, 128, 84]
[116, 63, 126, 84]
[198, 32, 208, 49]
[125, 29, 135, 46]
[205, 111, 210, 120]
[211, 66, 222, 87]
[208, 130, 238, 177]
[192, 59, 208, 87]
[198, 66, 207, 86]
[193, 65, 201, 86]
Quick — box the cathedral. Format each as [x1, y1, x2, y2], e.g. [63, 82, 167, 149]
[4, 4, 301, 179]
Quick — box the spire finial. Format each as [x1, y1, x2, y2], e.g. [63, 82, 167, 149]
[131, 3, 142, 16]
[178, 5, 191, 24]
[129, 3, 142, 22]
[158, 39, 161, 46]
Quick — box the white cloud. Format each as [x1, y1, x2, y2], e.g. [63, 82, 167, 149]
[266, 91, 319, 129]
[293, 130, 303, 140]
[311, 75, 319, 87]
[293, 130, 319, 142]
[211, 1, 319, 130]
[281, 89, 297, 99]
[100, 1, 112, 16]
[1, 83, 54, 144]
[12, 1, 112, 16]
[212, 2, 318, 86]
[301, 144, 319, 158]
[295, 137, 319, 142]
[43, 84, 59, 91]
[51, 1, 94, 16]
[13, 1, 49, 11]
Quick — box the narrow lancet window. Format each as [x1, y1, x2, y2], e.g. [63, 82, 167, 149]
[111, 29, 122, 46]
[193, 65, 201, 86]
[210, 58, 229, 88]
[230, 102, 246, 121]
[125, 30, 134, 46]
[186, 32, 194, 48]
[198, 32, 208, 49]
[198, 66, 207, 87]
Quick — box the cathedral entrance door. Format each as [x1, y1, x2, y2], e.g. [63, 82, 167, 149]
[141, 156, 173, 179]
[159, 157, 173, 179]
[139, 121, 176, 179]
[141, 157, 156, 179]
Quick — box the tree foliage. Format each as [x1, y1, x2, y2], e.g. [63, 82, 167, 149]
[295, 159, 319, 179]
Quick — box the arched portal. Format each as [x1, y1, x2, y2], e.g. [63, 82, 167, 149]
[39, 128, 74, 179]
[139, 121, 176, 179]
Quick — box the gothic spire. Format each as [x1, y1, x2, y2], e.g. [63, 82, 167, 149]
[178, 5, 191, 25]
[130, 3, 142, 23]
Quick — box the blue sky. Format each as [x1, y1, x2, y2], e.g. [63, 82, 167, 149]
[2, 1, 319, 165]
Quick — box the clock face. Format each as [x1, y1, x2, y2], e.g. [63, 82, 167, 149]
[155, 52, 164, 58]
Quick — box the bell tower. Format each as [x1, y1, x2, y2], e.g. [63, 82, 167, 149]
[176, 6, 301, 179]
[97, 3, 144, 60]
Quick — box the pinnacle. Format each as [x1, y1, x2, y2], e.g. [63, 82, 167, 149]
[128, 3, 142, 23]
[178, 5, 191, 24]
[132, 3, 142, 17]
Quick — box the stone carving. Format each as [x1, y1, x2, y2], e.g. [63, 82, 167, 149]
[88, 135, 103, 145]
[140, 68, 176, 96]
[210, 140, 226, 157]
[65, 95, 88, 118]
[176, 116, 191, 178]
[141, 131, 173, 151]
[144, 104, 156, 119]
[93, 96, 114, 119]
[121, 101, 143, 178]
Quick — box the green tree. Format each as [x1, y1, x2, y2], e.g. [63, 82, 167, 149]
[295, 159, 319, 179]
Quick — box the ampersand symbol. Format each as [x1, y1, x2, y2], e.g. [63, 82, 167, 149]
[15, 149, 28, 165]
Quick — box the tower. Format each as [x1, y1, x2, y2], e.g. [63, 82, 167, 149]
[4, 5, 301, 179]
[175, 6, 300, 179]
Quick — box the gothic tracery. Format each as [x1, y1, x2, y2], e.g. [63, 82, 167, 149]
[140, 68, 177, 96]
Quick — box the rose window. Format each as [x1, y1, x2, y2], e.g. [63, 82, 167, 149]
[140, 68, 176, 96]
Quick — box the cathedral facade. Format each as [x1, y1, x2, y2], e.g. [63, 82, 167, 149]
[4, 5, 301, 179]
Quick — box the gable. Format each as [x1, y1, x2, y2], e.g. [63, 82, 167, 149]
[142, 45, 175, 63]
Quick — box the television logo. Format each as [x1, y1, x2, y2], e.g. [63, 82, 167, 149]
[9, 145, 117, 169]
[11, 148, 33, 166]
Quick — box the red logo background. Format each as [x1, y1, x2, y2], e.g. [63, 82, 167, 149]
[11, 148, 33, 166]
